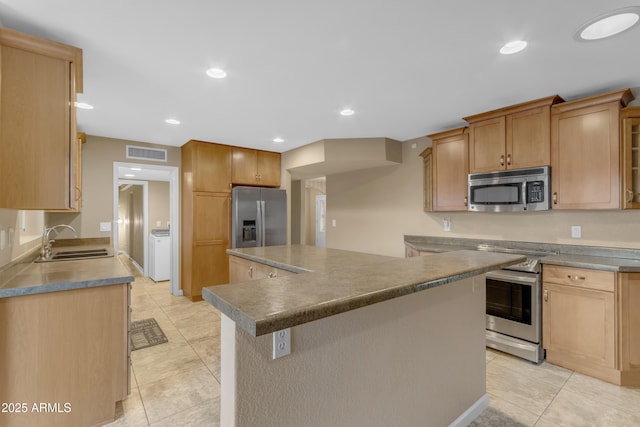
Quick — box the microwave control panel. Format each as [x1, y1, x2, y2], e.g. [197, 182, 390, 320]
[527, 181, 545, 203]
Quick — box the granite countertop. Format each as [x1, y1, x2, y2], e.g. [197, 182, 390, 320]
[404, 235, 640, 273]
[0, 245, 134, 298]
[226, 245, 397, 274]
[539, 254, 640, 272]
[204, 246, 524, 336]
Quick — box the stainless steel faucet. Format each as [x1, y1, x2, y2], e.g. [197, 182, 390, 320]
[40, 224, 77, 259]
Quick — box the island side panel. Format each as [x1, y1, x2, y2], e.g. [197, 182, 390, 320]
[221, 275, 487, 427]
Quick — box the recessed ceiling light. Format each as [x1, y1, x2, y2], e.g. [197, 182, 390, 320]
[340, 108, 355, 116]
[75, 102, 94, 109]
[576, 7, 640, 41]
[165, 118, 181, 125]
[206, 68, 227, 79]
[130, 168, 142, 171]
[273, 137, 285, 143]
[499, 40, 527, 55]
[124, 174, 135, 178]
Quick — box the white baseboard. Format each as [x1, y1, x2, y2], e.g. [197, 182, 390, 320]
[448, 393, 489, 427]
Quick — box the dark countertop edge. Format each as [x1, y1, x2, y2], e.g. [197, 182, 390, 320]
[404, 235, 640, 272]
[205, 252, 524, 337]
[226, 249, 313, 274]
[0, 275, 135, 298]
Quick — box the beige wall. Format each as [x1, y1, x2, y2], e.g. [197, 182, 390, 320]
[47, 135, 180, 239]
[149, 181, 170, 229]
[324, 136, 640, 257]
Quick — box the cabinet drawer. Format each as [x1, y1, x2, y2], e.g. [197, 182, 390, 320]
[543, 265, 615, 292]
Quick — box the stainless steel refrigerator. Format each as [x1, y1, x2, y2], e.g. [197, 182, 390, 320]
[232, 186, 286, 248]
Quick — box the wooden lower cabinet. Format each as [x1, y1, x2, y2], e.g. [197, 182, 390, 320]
[229, 255, 292, 283]
[0, 283, 130, 427]
[543, 265, 640, 386]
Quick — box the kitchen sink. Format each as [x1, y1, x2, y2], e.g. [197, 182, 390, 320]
[35, 248, 114, 262]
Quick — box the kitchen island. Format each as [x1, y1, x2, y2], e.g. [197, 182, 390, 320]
[203, 245, 524, 427]
[0, 247, 134, 427]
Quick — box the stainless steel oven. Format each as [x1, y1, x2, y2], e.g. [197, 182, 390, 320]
[485, 269, 542, 363]
[478, 244, 556, 364]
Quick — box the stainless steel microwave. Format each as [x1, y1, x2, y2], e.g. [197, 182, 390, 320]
[468, 166, 551, 212]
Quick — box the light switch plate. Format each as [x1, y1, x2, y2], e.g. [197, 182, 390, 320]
[99, 222, 112, 232]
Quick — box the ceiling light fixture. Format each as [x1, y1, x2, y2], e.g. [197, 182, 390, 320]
[206, 68, 227, 79]
[340, 108, 355, 116]
[75, 102, 94, 109]
[273, 137, 285, 143]
[499, 40, 527, 55]
[130, 168, 142, 171]
[124, 174, 135, 178]
[165, 118, 181, 125]
[576, 7, 640, 41]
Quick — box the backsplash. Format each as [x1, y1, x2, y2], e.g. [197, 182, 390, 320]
[0, 209, 43, 269]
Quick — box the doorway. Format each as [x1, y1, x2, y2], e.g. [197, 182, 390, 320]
[315, 194, 326, 247]
[118, 181, 147, 273]
[113, 162, 181, 296]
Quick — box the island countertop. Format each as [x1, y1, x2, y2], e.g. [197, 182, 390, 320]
[203, 245, 524, 336]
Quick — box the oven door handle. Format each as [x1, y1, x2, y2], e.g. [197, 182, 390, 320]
[486, 270, 538, 285]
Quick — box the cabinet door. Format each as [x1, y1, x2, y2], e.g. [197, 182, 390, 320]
[551, 102, 620, 209]
[257, 151, 281, 187]
[432, 131, 469, 211]
[190, 244, 229, 298]
[543, 282, 615, 369]
[194, 193, 230, 243]
[618, 273, 640, 377]
[507, 106, 551, 169]
[468, 117, 506, 173]
[0, 42, 74, 209]
[229, 256, 253, 283]
[622, 116, 640, 209]
[194, 143, 231, 192]
[232, 147, 259, 185]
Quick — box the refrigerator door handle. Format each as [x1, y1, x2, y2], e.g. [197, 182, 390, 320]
[260, 200, 266, 246]
[256, 200, 262, 247]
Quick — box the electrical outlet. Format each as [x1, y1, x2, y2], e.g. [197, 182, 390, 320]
[272, 328, 291, 359]
[571, 226, 581, 239]
[99, 222, 111, 232]
[443, 217, 451, 232]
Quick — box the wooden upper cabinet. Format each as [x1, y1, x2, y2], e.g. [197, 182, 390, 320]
[428, 127, 469, 211]
[465, 95, 563, 173]
[551, 89, 633, 210]
[0, 28, 83, 210]
[232, 147, 281, 187]
[620, 107, 640, 209]
[182, 140, 231, 193]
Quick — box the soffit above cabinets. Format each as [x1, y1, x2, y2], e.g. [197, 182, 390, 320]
[286, 138, 402, 180]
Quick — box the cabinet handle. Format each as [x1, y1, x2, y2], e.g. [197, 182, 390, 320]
[543, 290, 548, 302]
[506, 154, 511, 166]
[627, 188, 634, 203]
[268, 270, 277, 278]
[248, 265, 253, 279]
[464, 196, 468, 207]
[568, 275, 586, 281]
[553, 192, 558, 204]
[500, 155, 504, 166]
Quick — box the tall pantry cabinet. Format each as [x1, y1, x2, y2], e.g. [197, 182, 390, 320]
[181, 140, 282, 301]
[181, 141, 232, 301]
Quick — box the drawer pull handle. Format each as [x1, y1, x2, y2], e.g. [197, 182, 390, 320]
[248, 265, 253, 278]
[268, 271, 277, 278]
[500, 155, 505, 166]
[543, 290, 548, 302]
[568, 275, 586, 281]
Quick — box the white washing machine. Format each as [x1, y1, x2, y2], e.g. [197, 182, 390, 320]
[149, 229, 170, 282]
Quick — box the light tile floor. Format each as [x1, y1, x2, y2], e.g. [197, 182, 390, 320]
[107, 274, 640, 426]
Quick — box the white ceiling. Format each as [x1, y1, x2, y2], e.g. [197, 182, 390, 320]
[1, 1, 639, 153]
